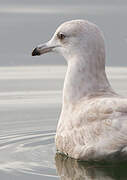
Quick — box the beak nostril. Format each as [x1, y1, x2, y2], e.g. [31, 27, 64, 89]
[32, 43, 57, 56]
[32, 48, 41, 56]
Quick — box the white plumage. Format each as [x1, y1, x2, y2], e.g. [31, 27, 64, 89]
[32, 20, 127, 161]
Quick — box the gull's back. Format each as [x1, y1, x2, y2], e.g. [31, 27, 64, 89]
[56, 92, 127, 161]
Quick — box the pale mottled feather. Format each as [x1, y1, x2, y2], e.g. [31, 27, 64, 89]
[56, 93, 127, 160]
[54, 20, 127, 161]
[33, 19, 127, 161]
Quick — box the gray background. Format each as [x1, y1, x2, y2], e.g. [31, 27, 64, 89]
[0, 0, 127, 66]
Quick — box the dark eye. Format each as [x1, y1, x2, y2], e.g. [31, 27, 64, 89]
[57, 32, 66, 40]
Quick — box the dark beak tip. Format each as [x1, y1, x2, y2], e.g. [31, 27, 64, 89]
[32, 48, 41, 56]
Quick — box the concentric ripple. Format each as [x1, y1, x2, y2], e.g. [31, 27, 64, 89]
[0, 130, 58, 179]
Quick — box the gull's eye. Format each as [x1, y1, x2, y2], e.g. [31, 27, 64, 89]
[57, 32, 66, 40]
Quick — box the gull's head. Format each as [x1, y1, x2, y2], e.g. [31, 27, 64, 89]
[32, 19, 105, 64]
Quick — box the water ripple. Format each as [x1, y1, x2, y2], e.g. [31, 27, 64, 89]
[0, 130, 58, 178]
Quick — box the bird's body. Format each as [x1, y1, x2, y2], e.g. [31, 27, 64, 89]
[32, 19, 127, 161]
[56, 93, 127, 161]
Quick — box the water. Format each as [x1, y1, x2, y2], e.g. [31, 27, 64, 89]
[0, 66, 126, 180]
[0, 66, 60, 179]
[0, 0, 127, 179]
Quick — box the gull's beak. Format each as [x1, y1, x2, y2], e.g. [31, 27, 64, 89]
[32, 42, 56, 56]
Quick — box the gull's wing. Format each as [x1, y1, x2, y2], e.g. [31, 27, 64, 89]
[75, 96, 127, 161]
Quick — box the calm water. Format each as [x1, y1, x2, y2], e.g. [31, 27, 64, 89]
[0, 66, 126, 180]
[1, 0, 127, 179]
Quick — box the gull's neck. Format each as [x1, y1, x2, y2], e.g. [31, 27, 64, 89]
[63, 53, 112, 105]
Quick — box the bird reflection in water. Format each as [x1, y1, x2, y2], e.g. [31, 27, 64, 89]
[55, 153, 127, 180]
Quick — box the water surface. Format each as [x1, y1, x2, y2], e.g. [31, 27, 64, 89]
[0, 66, 127, 179]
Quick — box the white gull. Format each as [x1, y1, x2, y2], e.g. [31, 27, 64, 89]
[32, 20, 127, 161]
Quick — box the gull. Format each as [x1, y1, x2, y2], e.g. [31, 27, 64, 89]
[32, 20, 127, 161]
